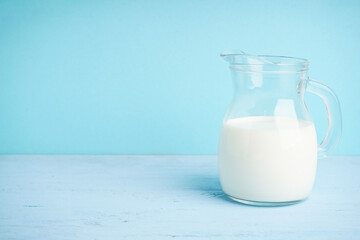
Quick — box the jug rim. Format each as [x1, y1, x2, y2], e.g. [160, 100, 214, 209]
[220, 50, 308, 66]
[221, 50, 309, 73]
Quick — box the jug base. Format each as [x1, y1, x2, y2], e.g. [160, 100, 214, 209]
[225, 194, 305, 207]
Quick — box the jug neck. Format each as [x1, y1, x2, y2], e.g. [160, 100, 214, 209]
[230, 71, 308, 98]
[221, 50, 309, 98]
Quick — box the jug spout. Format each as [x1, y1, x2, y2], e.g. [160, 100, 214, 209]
[221, 50, 275, 65]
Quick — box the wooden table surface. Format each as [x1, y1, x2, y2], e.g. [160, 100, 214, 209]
[0, 155, 359, 239]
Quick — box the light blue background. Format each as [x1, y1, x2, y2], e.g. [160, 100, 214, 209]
[0, 0, 359, 155]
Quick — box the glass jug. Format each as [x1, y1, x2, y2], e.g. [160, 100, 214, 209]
[218, 50, 342, 206]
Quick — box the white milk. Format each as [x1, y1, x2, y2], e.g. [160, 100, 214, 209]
[218, 116, 317, 202]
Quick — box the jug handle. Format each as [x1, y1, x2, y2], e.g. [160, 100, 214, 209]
[306, 79, 342, 158]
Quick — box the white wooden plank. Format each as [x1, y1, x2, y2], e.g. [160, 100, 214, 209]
[0, 155, 359, 239]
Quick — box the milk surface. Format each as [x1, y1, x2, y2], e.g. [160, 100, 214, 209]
[218, 116, 317, 202]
